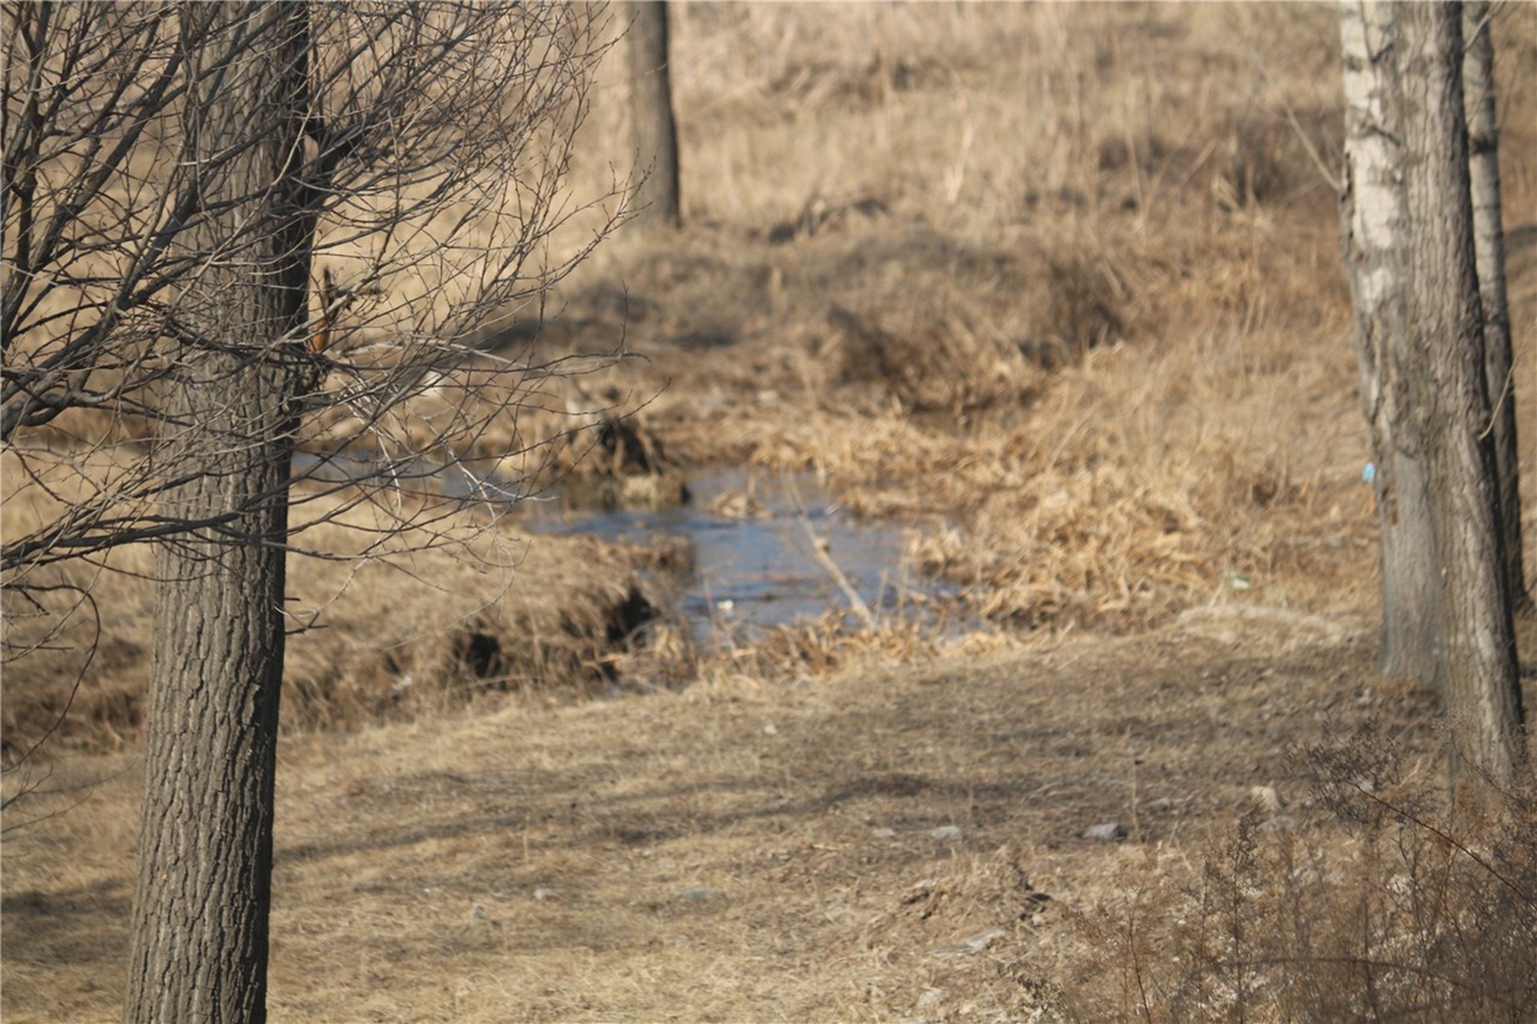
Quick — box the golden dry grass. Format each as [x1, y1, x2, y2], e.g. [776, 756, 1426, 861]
[536, 0, 1536, 635]
[5, 2, 1537, 1021]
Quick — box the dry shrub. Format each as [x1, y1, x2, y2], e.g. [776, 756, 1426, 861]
[643, 3, 1347, 237]
[1068, 728, 1537, 1022]
[817, 304, 1032, 416]
[280, 496, 698, 725]
[703, 609, 937, 689]
[849, 844, 1067, 1022]
[810, 240, 1125, 404]
[2, 538, 160, 759]
[300, 343, 683, 492]
[545, 221, 1120, 415]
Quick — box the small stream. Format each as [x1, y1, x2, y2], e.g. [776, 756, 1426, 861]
[520, 470, 957, 643]
[293, 453, 960, 643]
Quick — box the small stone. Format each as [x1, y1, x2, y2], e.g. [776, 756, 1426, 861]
[915, 988, 946, 1010]
[960, 928, 1006, 954]
[1084, 822, 1127, 842]
[904, 878, 939, 904]
[533, 887, 558, 901]
[930, 825, 964, 842]
[870, 827, 898, 839]
[1250, 785, 1284, 813]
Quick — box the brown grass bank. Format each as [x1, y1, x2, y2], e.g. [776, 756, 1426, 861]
[2, 482, 692, 759]
[526, 0, 1537, 635]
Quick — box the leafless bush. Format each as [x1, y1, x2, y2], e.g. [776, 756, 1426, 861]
[1070, 725, 1537, 1021]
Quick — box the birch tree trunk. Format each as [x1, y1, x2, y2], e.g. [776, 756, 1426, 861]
[1394, 1, 1524, 782]
[1463, 0, 1529, 614]
[1339, 0, 1442, 687]
[628, 1, 681, 229]
[124, 5, 311, 1020]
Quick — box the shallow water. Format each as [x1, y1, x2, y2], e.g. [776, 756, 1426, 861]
[293, 451, 957, 643]
[520, 470, 951, 643]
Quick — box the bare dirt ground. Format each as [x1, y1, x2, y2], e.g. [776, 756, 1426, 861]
[5, 4, 1537, 1021]
[6, 613, 1458, 1023]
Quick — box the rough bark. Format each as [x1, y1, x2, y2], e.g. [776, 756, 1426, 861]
[627, 1, 681, 229]
[124, 5, 311, 1021]
[1463, 0, 1529, 614]
[1339, 0, 1442, 687]
[1395, 1, 1523, 782]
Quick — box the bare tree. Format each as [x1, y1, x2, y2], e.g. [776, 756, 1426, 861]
[1339, 0, 1524, 781]
[3, 2, 621, 1018]
[627, 1, 681, 229]
[120, 7, 312, 1017]
[1463, 0, 1528, 615]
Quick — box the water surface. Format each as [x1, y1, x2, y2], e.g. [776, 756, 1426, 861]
[521, 470, 949, 643]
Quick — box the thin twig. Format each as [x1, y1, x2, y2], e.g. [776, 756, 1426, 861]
[783, 475, 877, 629]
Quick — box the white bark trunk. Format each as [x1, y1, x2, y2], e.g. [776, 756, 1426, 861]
[1339, 0, 1442, 687]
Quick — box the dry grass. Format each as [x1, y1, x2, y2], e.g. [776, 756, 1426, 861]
[1069, 730, 1537, 1021]
[5, 616, 1470, 1023]
[5, 2, 1537, 1021]
[529, 0, 1536, 636]
[2, 480, 692, 757]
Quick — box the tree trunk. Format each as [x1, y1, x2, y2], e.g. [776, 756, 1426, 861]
[1463, 0, 1529, 615]
[1339, 0, 1442, 688]
[628, 1, 681, 229]
[1395, 1, 1523, 782]
[124, 6, 311, 1022]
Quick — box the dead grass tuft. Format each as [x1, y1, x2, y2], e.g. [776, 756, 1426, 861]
[703, 610, 938, 690]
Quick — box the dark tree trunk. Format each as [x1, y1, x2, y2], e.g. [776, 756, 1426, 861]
[124, 5, 312, 1021]
[1463, 0, 1529, 615]
[628, 1, 681, 229]
[1339, 0, 1443, 688]
[1395, 1, 1523, 782]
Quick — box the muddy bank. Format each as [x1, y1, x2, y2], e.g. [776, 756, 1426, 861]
[1, 491, 690, 759]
